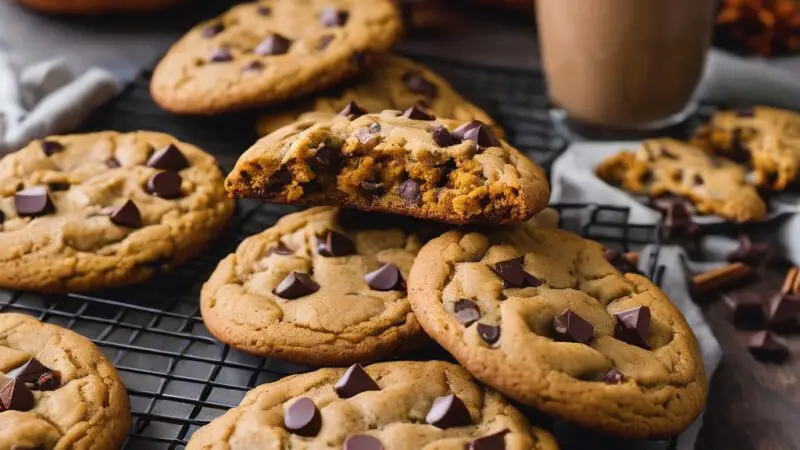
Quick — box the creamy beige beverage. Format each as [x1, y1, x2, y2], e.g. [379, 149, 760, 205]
[537, 0, 715, 129]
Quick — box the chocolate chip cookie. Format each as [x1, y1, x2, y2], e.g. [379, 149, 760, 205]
[408, 225, 708, 438]
[185, 360, 559, 450]
[691, 106, 800, 191]
[256, 54, 500, 136]
[0, 131, 234, 293]
[0, 313, 130, 449]
[226, 110, 549, 224]
[150, 0, 403, 115]
[201, 207, 445, 366]
[596, 138, 766, 222]
[14, 0, 178, 13]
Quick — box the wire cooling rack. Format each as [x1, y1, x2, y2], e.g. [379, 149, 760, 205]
[0, 54, 672, 449]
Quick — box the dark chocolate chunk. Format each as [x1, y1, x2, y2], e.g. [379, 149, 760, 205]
[453, 299, 481, 326]
[318, 34, 336, 50]
[431, 125, 456, 147]
[208, 47, 233, 63]
[41, 140, 63, 156]
[603, 369, 626, 384]
[147, 144, 189, 171]
[109, 200, 143, 228]
[317, 230, 355, 257]
[338, 101, 368, 119]
[269, 243, 292, 256]
[400, 105, 435, 121]
[477, 323, 500, 344]
[693, 174, 704, 185]
[765, 293, 800, 327]
[727, 234, 771, 266]
[603, 249, 640, 274]
[369, 122, 381, 133]
[652, 197, 700, 242]
[402, 72, 438, 97]
[202, 22, 224, 38]
[553, 309, 593, 344]
[748, 331, 789, 362]
[315, 145, 340, 168]
[451, 120, 482, 141]
[613, 306, 651, 349]
[364, 263, 404, 291]
[736, 108, 755, 118]
[462, 124, 500, 148]
[0, 376, 33, 411]
[344, 435, 383, 450]
[398, 179, 421, 204]
[269, 169, 293, 187]
[469, 429, 510, 450]
[492, 257, 540, 288]
[105, 157, 121, 168]
[321, 7, 349, 27]
[724, 292, 767, 329]
[14, 186, 55, 217]
[425, 393, 471, 428]
[47, 182, 70, 191]
[8, 358, 52, 383]
[0, 210, 5, 224]
[334, 364, 380, 398]
[146, 171, 183, 199]
[256, 5, 271, 15]
[284, 397, 322, 437]
[32, 371, 60, 391]
[273, 272, 320, 299]
[254, 33, 292, 56]
[242, 60, 265, 73]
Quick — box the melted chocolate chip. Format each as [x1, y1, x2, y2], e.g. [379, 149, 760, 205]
[321, 7, 349, 27]
[0, 377, 33, 412]
[109, 200, 143, 228]
[553, 309, 593, 344]
[208, 47, 233, 62]
[613, 306, 651, 349]
[147, 144, 189, 171]
[14, 186, 55, 217]
[400, 105, 435, 120]
[364, 263, 404, 291]
[477, 323, 500, 344]
[334, 364, 380, 398]
[146, 171, 183, 199]
[317, 230, 355, 257]
[402, 72, 438, 97]
[202, 22, 224, 38]
[41, 140, 63, 156]
[314, 145, 341, 169]
[469, 429, 510, 450]
[338, 101, 368, 119]
[273, 272, 320, 299]
[398, 179, 421, 204]
[453, 299, 481, 326]
[425, 393, 471, 428]
[431, 125, 456, 147]
[254, 33, 292, 56]
[284, 397, 322, 437]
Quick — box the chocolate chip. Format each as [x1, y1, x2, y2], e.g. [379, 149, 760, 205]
[0, 210, 5, 224]
[269, 243, 292, 256]
[315, 145, 340, 168]
[338, 101, 368, 119]
[147, 144, 189, 171]
[613, 306, 651, 349]
[425, 393, 471, 428]
[344, 435, 383, 450]
[14, 186, 55, 217]
[202, 22, 224, 38]
[748, 331, 788, 362]
[109, 200, 143, 228]
[256, 5, 271, 15]
[736, 108, 755, 118]
[318, 34, 335, 50]
[0, 376, 33, 411]
[254, 33, 292, 56]
[242, 60, 265, 73]
[284, 397, 322, 437]
[334, 364, 380, 398]
[693, 174, 704, 185]
[724, 292, 767, 328]
[451, 120, 482, 141]
[32, 371, 60, 391]
[317, 230, 355, 257]
[273, 272, 320, 299]
[106, 157, 121, 168]
[764, 293, 800, 327]
[727, 234, 771, 266]
[492, 257, 541, 288]
[553, 309, 593, 344]
[463, 124, 501, 148]
[603, 249, 640, 274]
[469, 429, 510, 450]
[356, 127, 380, 145]
[398, 179, 421, 204]
[477, 323, 500, 344]
[402, 72, 438, 97]
[400, 105, 435, 121]
[48, 182, 70, 191]
[603, 369, 626, 384]
[208, 47, 233, 62]
[270, 169, 293, 187]
[8, 358, 53, 384]
[321, 8, 349, 27]
[365, 263, 404, 291]
[41, 140, 63, 156]
[369, 122, 381, 133]
[454, 299, 481, 326]
[146, 171, 182, 199]
[431, 125, 456, 147]
[659, 147, 677, 159]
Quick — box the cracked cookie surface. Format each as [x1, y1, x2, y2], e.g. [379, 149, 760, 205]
[408, 226, 707, 438]
[0, 131, 234, 293]
[186, 360, 558, 450]
[256, 54, 500, 135]
[201, 207, 443, 366]
[691, 106, 800, 191]
[0, 313, 130, 450]
[150, 0, 403, 115]
[596, 138, 766, 222]
[226, 111, 549, 225]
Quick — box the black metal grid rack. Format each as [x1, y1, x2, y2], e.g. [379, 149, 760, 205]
[0, 54, 668, 449]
